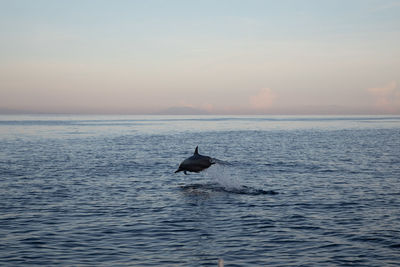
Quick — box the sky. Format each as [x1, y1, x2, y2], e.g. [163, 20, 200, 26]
[1, 0, 399, 114]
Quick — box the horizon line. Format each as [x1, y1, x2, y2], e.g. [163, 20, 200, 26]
[1, 111, 399, 117]
[1, 105, 400, 116]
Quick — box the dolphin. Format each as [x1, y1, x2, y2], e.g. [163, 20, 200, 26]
[175, 146, 215, 175]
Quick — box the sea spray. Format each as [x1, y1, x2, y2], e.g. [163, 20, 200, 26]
[205, 163, 243, 191]
[204, 163, 279, 195]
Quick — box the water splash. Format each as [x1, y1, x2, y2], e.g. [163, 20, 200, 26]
[178, 162, 278, 195]
[205, 163, 242, 191]
[200, 163, 278, 195]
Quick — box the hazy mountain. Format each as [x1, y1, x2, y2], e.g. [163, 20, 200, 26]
[156, 106, 210, 115]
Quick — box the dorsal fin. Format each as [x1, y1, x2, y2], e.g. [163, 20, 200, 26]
[194, 146, 199, 155]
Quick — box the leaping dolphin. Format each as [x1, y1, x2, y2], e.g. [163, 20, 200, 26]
[175, 146, 215, 175]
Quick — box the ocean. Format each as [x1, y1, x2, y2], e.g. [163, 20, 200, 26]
[0, 115, 400, 266]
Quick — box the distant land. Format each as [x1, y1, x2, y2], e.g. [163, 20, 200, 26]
[0, 106, 398, 115]
[0, 108, 41, 115]
[153, 106, 210, 115]
[0, 107, 210, 115]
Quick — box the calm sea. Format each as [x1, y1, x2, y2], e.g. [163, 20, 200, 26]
[1, 115, 400, 266]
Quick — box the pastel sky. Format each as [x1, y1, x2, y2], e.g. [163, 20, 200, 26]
[1, 0, 399, 114]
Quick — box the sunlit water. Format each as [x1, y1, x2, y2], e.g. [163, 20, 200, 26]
[1, 115, 400, 266]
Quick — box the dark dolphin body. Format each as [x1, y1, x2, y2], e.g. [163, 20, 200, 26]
[175, 146, 215, 175]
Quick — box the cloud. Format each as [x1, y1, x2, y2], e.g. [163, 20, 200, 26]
[177, 100, 195, 108]
[201, 103, 214, 113]
[368, 81, 400, 113]
[249, 88, 276, 110]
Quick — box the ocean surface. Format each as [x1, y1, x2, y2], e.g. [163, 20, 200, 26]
[1, 115, 400, 266]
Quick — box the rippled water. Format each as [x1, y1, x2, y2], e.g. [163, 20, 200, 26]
[1, 115, 400, 266]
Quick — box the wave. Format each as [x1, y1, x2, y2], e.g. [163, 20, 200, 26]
[180, 183, 278, 196]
